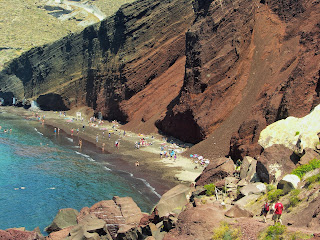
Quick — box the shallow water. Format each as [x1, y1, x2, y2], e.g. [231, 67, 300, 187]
[0, 112, 159, 232]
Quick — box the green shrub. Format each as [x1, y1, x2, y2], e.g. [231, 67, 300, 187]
[212, 222, 242, 240]
[295, 131, 300, 136]
[204, 183, 216, 196]
[292, 158, 320, 179]
[306, 173, 320, 187]
[259, 223, 286, 240]
[266, 184, 276, 192]
[268, 189, 284, 202]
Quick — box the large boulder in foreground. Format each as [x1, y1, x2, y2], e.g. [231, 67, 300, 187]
[78, 196, 143, 239]
[195, 157, 235, 186]
[45, 208, 79, 233]
[155, 184, 192, 218]
[163, 203, 225, 240]
[256, 144, 298, 183]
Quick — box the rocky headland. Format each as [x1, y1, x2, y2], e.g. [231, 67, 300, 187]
[1, 0, 320, 239]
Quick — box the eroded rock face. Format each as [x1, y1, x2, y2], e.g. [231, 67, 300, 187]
[0, 228, 44, 240]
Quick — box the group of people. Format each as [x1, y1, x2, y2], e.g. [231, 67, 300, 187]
[261, 200, 284, 225]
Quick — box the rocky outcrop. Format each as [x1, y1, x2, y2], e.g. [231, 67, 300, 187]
[195, 157, 235, 186]
[45, 208, 79, 233]
[155, 184, 192, 218]
[225, 205, 253, 218]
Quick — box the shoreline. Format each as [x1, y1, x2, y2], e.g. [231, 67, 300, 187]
[1, 106, 204, 196]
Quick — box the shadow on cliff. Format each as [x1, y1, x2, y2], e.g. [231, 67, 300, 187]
[36, 93, 69, 111]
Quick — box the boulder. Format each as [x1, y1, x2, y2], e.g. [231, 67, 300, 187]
[256, 144, 298, 183]
[163, 203, 225, 240]
[225, 205, 253, 218]
[240, 182, 266, 196]
[195, 157, 235, 186]
[234, 194, 261, 208]
[277, 174, 300, 194]
[302, 168, 320, 181]
[240, 156, 259, 182]
[47, 226, 74, 240]
[300, 148, 320, 165]
[155, 184, 191, 218]
[0, 228, 44, 240]
[45, 208, 79, 233]
[78, 197, 143, 239]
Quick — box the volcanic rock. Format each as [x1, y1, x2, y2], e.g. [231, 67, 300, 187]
[195, 157, 235, 186]
[163, 203, 225, 240]
[277, 174, 300, 194]
[240, 156, 259, 182]
[239, 182, 266, 196]
[256, 144, 298, 183]
[225, 205, 254, 218]
[155, 184, 192, 218]
[0, 228, 44, 240]
[45, 208, 79, 233]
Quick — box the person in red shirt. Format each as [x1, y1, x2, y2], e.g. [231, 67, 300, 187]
[273, 201, 284, 225]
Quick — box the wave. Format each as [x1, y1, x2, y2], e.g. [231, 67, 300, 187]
[34, 128, 43, 135]
[118, 170, 161, 198]
[136, 177, 161, 198]
[104, 166, 111, 171]
[75, 151, 95, 162]
[66, 137, 74, 142]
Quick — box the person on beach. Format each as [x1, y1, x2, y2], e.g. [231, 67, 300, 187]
[174, 154, 177, 161]
[102, 143, 105, 152]
[58, 128, 60, 134]
[71, 128, 74, 136]
[79, 139, 82, 149]
[115, 140, 118, 148]
[108, 132, 111, 140]
[96, 134, 99, 143]
[54, 128, 57, 135]
[261, 200, 270, 223]
[273, 201, 283, 225]
[135, 161, 140, 167]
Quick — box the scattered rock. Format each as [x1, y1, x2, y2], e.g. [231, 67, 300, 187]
[240, 182, 267, 196]
[300, 148, 320, 165]
[225, 205, 254, 218]
[235, 194, 261, 208]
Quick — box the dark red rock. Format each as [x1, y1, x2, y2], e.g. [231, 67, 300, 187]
[195, 157, 235, 186]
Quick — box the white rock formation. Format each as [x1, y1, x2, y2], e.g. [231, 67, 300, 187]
[259, 104, 320, 153]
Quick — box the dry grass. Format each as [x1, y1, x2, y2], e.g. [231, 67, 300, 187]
[0, 0, 136, 69]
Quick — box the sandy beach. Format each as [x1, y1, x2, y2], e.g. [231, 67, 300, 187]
[1, 106, 204, 195]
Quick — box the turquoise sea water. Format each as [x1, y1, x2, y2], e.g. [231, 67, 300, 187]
[0, 111, 159, 232]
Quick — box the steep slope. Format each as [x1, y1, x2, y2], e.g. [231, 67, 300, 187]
[0, 0, 195, 127]
[157, 0, 320, 160]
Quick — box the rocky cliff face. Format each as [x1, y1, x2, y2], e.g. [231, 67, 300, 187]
[1, 0, 319, 159]
[158, 0, 320, 159]
[0, 0, 194, 127]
